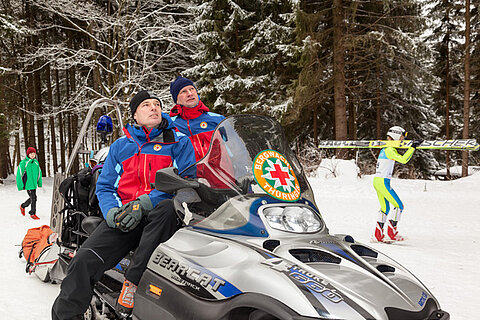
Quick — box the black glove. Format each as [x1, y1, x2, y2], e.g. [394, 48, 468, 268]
[411, 139, 424, 149]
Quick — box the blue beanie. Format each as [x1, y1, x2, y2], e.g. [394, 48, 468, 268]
[170, 76, 196, 103]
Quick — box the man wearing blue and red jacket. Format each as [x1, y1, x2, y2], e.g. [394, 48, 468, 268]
[52, 90, 196, 320]
[169, 76, 225, 161]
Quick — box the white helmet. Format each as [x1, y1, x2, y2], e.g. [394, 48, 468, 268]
[387, 126, 406, 140]
[91, 147, 110, 164]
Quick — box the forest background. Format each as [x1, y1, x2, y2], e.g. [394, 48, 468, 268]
[0, 0, 479, 181]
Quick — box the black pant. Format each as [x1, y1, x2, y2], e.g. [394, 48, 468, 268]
[21, 189, 37, 215]
[51, 200, 180, 320]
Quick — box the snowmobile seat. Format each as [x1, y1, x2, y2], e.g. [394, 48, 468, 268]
[81, 216, 104, 236]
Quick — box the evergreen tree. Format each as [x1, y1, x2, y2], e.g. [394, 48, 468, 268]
[427, 0, 469, 174]
[290, 0, 437, 175]
[285, 1, 333, 144]
[468, 1, 479, 165]
[189, 0, 300, 117]
[0, 2, 32, 178]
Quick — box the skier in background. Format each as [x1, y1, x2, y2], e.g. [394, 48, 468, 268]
[16, 147, 42, 220]
[373, 126, 422, 243]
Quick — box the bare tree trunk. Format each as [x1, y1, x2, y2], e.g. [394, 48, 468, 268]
[69, 66, 79, 173]
[15, 131, 21, 166]
[26, 72, 36, 150]
[88, 22, 102, 95]
[46, 64, 58, 173]
[376, 64, 381, 140]
[0, 75, 9, 179]
[65, 69, 72, 157]
[89, 21, 104, 143]
[25, 1, 36, 151]
[462, 0, 471, 177]
[59, 114, 66, 172]
[46, 130, 50, 176]
[34, 58, 46, 176]
[313, 107, 318, 146]
[67, 114, 72, 157]
[19, 75, 28, 157]
[347, 98, 356, 139]
[13, 132, 19, 168]
[55, 69, 66, 172]
[333, 0, 348, 158]
[445, 12, 451, 180]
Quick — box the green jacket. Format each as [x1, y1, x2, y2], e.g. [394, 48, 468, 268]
[16, 157, 42, 191]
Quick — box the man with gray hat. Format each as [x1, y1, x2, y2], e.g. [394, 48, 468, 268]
[52, 90, 197, 320]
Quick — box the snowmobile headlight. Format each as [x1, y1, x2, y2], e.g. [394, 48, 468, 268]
[263, 206, 322, 233]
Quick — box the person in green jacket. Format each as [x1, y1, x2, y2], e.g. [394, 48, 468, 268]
[16, 147, 42, 220]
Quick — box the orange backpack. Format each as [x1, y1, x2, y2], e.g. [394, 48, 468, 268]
[19, 225, 55, 273]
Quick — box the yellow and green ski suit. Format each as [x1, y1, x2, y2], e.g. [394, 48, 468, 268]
[373, 146, 415, 215]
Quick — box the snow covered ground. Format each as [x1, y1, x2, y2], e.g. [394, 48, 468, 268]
[1, 160, 479, 319]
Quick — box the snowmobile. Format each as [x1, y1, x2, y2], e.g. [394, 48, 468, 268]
[54, 114, 450, 320]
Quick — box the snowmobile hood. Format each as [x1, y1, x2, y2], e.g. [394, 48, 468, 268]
[149, 229, 446, 320]
[270, 235, 441, 319]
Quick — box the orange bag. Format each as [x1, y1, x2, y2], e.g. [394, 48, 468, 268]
[19, 225, 54, 273]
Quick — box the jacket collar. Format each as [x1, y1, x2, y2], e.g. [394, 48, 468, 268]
[124, 113, 174, 143]
[169, 100, 209, 120]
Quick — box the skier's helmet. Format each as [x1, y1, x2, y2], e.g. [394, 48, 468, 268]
[387, 126, 406, 140]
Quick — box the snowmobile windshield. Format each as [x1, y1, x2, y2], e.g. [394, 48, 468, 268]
[179, 115, 317, 229]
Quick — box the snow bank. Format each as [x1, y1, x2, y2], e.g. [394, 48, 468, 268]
[315, 158, 359, 181]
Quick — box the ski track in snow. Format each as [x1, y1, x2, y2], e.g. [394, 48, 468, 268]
[1, 168, 479, 319]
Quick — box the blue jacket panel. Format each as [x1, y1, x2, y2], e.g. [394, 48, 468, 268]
[171, 112, 224, 161]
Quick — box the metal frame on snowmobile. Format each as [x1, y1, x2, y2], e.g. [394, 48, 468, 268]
[49, 98, 123, 241]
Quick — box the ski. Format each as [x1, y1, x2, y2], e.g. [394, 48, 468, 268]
[318, 139, 479, 151]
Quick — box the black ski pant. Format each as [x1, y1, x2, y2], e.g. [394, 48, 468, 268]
[21, 189, 37, 215]
[51, 200, 180, 320]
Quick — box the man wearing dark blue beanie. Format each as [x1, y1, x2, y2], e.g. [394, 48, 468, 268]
[169, 76, 224, 161]
[169, 76, 196, 105]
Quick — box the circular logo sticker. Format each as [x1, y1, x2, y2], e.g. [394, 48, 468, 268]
[253, 150, 301, 202]
[153, 144, 162, 151]
[200, 122, 208, 129]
